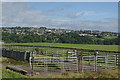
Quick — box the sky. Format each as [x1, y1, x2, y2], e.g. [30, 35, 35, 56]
[2, 2, 118, 32]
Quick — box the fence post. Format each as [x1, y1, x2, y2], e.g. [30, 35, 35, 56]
[24, 51, 27, 61]
[66, 50, 69, 62]
[45, 51, 48, 72]
[94, 52, 98, 72]
[30, 51, 34, 76]
[118, 54, 120, 78]
[105, 53, 108, 70]
[77, 56, 80, 72]
[114, 54, 117, 69]
[116, 54, 118, 66]
[77, 52, 81, 72]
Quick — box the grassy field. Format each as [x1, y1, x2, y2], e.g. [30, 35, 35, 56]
[104, 36, 118, 39]
[4, 42, 119, 51]
[2, 68, 29, 78]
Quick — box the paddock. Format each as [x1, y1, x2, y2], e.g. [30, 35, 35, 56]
[2, 45, 119, 75]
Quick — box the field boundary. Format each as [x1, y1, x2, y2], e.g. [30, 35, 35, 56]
[3, 45, 120, 53]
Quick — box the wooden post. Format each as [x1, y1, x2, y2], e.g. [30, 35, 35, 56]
[78, 52, 83, 72]
[77, 56, 80, 72]
[114, 54, 117, 69]
[116, 54, 118, 66]
[81, 53, 83, 72]
[66, 50, 69, 62]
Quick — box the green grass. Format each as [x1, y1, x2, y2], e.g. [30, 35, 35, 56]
[4, 42, 119, 51]
[2, 68, 118, 78]
[2, 57, 29, 65]
[104, 36, 117, 39]
[31, 69, 118, 78]
[1, 57, 28, 79]
[2, 68, 29, 78]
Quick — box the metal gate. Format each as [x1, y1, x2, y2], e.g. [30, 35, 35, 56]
[29, 51, 78, 73]
[81, 53, 117, 71]
[30, 51, 117, 73]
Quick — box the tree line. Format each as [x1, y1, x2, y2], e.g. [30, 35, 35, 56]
[2, 32, 119, 45]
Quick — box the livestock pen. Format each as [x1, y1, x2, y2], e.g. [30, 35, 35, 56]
[2, 45, 120, 76]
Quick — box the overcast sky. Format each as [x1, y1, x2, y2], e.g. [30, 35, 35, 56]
[2, 2, 118, 32]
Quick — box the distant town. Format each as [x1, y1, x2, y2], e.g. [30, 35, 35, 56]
[1, 27, 119, 37]
[1, 27, 119, 45]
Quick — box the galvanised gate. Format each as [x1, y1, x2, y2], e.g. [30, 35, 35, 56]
[29, 49, 118, 73]
[29, 50, 79, 73]
[78, 52, 117, 72]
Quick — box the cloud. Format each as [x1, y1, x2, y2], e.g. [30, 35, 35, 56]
[48, 5, 73, 12]
[66, 11, 97, 18]
[47, 19, 118, 32]
[104, 18, 118, 22]
[2, 2, 118, 32]
[66, 12, 85, 18]
[2, 2, 57, 26]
